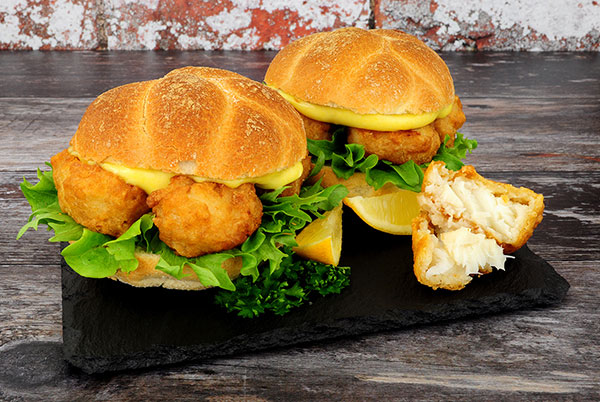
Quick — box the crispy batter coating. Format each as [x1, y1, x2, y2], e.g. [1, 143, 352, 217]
[412, 162, 545, 291]
[433, 96, 466, 146]
[300, 114, 332, 141]
[147, 176, 263, 258]
[347, 96, 466, 165]
[50, 150, 150, 238]
[418, 161, 544, 254]
[348, 125, 441, 165]
[280, 156, 313, 197]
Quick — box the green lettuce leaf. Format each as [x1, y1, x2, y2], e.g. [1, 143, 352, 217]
[61, 229, 117, 278]
[20, 163, 57, 211]
[248, 179, 348, 276]
[59, 213, 155, 278]
[308, 128, 477, 192]
[17, 165, 83, 242]
[431, 133, 478, 170]
[18, 165, 350, 315]
[104, 214, 155, 273]
[366, 160, 424, 192]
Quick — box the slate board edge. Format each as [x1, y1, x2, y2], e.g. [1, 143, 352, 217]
[63, 268, 569, 374]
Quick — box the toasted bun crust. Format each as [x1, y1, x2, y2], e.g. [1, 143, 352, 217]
[71, 67, 307, 181]
[109, 250, 242, 290]
[265, 27, 455, 115]
[310, 165, 399, 198]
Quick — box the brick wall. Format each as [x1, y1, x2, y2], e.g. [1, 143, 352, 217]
[1, 0, 598, 51]
[375, 0, 600, 51]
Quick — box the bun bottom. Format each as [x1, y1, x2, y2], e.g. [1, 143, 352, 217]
[109, 250, 242, 290]
[310, 165, 398, 198]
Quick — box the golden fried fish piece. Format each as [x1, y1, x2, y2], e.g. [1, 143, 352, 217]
[412, 161, 544, 290]
[51, 150, 150, 238]
[347, 96, 466, 165]
[348, 125, 441, 165]
[147, 176, 263, 258]
[300, 113, 332, 141]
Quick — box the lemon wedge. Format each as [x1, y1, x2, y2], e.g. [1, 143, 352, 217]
[293, 205, 343, 266]
[343, 189, 420, 235]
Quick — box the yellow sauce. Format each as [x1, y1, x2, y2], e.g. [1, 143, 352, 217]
[272, 87, 452, 131]
[102, 162, 303, 194]
[68, 148, 303, 194]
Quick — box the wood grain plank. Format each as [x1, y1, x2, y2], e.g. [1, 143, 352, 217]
[0, 98, 90, 169]
[0, 265, 61, 346]
[0, 52, 599, 100]
[0, 51, 276, 98]
[0, 52, 598, 400]
[1, 97, 599, 172]
[462, 98, 600, 172]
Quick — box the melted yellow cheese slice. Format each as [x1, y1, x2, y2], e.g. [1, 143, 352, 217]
[272, 87, 452, 131]
[68, 148, 303, 194]
[101, 161, 304, 194]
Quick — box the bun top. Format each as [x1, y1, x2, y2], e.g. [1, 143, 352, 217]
[265, 28, 455, 116]
[71, 67, 307, 180]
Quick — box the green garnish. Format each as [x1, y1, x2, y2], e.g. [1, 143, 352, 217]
[308, 128, 478, 191]
[215, 248, 350, 318]
[18, 165, 351, 316]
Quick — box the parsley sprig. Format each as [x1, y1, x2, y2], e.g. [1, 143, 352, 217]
[215, 248, 350, 318]
[18, 166, 351, 316]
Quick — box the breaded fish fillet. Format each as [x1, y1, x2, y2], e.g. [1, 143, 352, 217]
[51, 150, 150, 237]
[412, 161, 544, 290]
[147, 176, 263, 258]
[280, 155, 313, 197]
[347, 96, 466, 165]
[412, 213, 504, 290]
[300, 114, 332, 141]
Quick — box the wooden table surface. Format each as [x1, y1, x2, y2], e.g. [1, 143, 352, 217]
[0, 51, 599, 401]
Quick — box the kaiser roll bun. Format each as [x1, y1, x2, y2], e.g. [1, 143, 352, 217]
[109, 251, 242, 290]
[71, 67, 307, 181]
[265, 27, 455, 116]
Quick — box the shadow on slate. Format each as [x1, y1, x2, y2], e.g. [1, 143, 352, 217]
[62, 210, 570, 374]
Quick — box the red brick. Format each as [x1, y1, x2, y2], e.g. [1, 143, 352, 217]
[0, 0, 97, 50]
[374, 0, 600, 51]
[103, 0, 370, 50]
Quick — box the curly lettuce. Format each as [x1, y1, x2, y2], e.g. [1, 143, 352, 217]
[18, 165, 351, 315]
[308, 128, 478, 192]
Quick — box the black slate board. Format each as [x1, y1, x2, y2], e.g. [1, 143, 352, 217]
[62, 211, 569, 374]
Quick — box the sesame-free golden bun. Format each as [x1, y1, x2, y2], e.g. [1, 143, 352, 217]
[110, 251, 242, 290]
[70, 67, 307, 181]
[264, 27, 455, 116]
